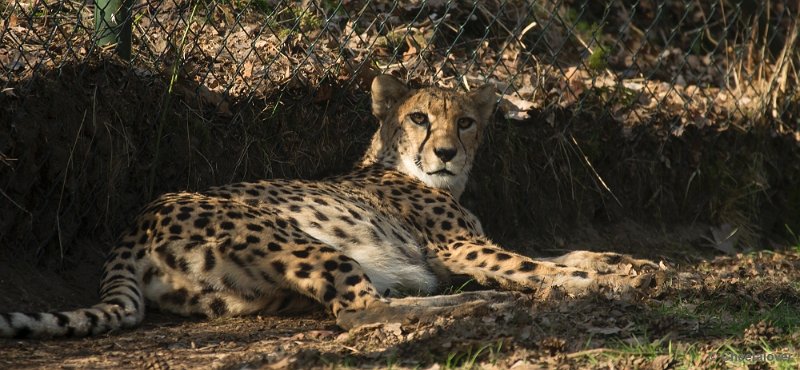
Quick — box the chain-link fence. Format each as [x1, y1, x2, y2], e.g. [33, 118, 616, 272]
[1, 1, 799, 263]
[2, 0, 798, 128]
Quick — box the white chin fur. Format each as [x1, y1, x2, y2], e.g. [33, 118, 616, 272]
[399, 156, 467, 197]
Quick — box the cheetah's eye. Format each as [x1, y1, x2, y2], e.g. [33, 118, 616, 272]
[457, 117, 475, 130]
[408, 112, 429, 126]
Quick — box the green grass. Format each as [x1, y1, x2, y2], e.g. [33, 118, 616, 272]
[785, 224, 800, 253]
[653, 296, 800, 337]
[440, 279, 475, 295]
[441, 341, 503, 369]
[575, 339, 798, 369]
[563, 293, 800, 368]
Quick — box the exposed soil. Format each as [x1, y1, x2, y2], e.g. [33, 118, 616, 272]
[1, 235, 799, 369]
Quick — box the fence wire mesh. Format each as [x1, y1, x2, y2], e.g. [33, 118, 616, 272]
[1, 0, 798, 132]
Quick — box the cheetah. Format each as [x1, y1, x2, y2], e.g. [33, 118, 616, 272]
[0, 75, 658, 338]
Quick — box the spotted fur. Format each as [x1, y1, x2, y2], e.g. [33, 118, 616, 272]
[0, 75, 657, 338]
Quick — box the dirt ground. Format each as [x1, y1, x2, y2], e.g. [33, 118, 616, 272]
[2, 227, 799, 370]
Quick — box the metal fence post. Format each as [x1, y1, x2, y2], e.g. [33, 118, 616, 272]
[94, 0, 132, 59]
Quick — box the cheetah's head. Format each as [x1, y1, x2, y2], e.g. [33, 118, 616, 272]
[361, 75, 496, 198]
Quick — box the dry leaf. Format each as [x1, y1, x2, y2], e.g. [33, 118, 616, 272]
[242, 61, 253, 78]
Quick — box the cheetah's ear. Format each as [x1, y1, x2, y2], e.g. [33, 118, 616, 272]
[468, 83, 497, 122]
[371, 75, 410, 121]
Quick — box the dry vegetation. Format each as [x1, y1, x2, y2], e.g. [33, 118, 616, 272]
[1, 0, 799, 368]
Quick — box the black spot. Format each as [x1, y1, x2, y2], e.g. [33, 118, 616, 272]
[160, 217, 172, 226]
[84, 311, 99, 326]
[267, 242, 282, 251]
[345, 275, 362, 285]
[210, 298, 228, 316]
[572, 270, 589, 278]
[333, 227, 348, 239]
[204, 249, 216, 271]
[175, 258, 189, 272]
[342, 292, 356, 301]
[323, 286, 337, 301]
[604, 254, 623, 264]
[158, 205, 174, 215]
[432, 207, 445, 214]
[314, 211, 329, 222]
[220, 221, 235, 230]
[246, 223, 263, 232]
[169, 225, 183, 234]
[347, 209, 362, 220]
[466, 251, 478, 260]
[53, 312, 70, 327]
[339, 263, 353, 272]
[481, 248, 495, 254]
[233, 243, 248, 251]
[194, 218, 210, 228]
[164, 252, 178, 269]
[323, 260, 338, 271]
[292, 250, 310, 258]
[490, 265, 501, 271]
[440, 221, 452, 230]
[271, 261, 286, 274]
[276, 219, 288, 228]
[246, 189, 259, 196]
[176, 212, 191, 221]
[246, 235, 261, 244]
[496, 253, 511, 261]
[295, 270, 310, 279]
[226, 211, 243, 219]
[519, 261, 537, 272]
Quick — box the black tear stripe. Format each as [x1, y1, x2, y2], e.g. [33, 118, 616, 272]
[417, 124, 432, 160]
[457, 129, 468, 167]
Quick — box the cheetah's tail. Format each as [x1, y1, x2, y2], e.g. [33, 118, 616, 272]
[0, 264, 145, 339]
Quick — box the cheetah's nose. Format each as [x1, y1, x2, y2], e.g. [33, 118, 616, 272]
[434, 147, 457, 163]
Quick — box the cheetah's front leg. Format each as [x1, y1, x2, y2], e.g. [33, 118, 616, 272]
[428, 238, 656, 296]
